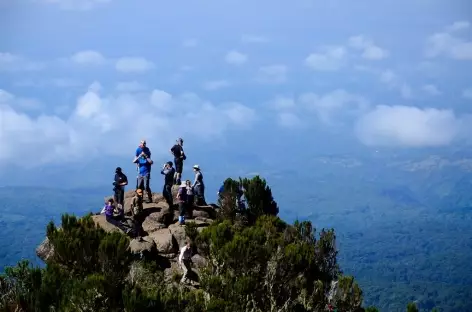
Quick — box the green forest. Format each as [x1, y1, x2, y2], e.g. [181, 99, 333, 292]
[0, 176, 430, 312]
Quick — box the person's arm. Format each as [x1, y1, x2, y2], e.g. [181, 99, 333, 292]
[161, 168, 169, 175]
[135, 147, 141, 157]
[121, 175, 128, 186]
[178, 247, 184, 264]
[192, 173, 199, 187]
[100, 205, 106, 214]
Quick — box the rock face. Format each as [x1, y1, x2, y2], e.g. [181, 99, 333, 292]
[36, 188, 219, 287]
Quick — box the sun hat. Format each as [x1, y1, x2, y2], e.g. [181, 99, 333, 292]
[193, 165, 200, 170]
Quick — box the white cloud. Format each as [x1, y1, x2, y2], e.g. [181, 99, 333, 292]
[36, 0, 111, 10]
[202, 80, 231, 91]
[348, 35, 389, 60]
[305, 46, 346, 71]
[422, 84, 441, 96]
[0, 52, 45, 71]
[446, 21, 470, 32]
[70, 50, 105, 65]
[255, 64, 287, 84]
[355, 105, 461, 147]
[400, 84, 413, 99]
[0, 84, 256, 165]
[241, 35, 269, 44]
[463, 88, 472, 100]
[270, 90, 369, 126]
[115, 57, 155, 73]
[182, 39, 198, 47]
[277, 112, 304, 128]
[271, 96, 295, 110]
[224, 50, 248, 65]
[115, 81, 146, 92]
[426, 21, 472, 60]
[299, 89, 369, 124]
[378, 69, 413, 99]
[0, 89, 43, 111]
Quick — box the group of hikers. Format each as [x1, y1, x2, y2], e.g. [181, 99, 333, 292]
[98, 138, 214, 284]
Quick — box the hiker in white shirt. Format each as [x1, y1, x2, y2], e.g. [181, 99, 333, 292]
[178, 240, 193, 284]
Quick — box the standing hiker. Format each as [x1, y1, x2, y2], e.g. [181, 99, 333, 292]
[185, 179, 195, 218]
[113, 167, 128, 209]
[170, 138, 186, 185]
[179, 239, 193, 284]
[161, 161, 175, 208]
[131, 188, 144, 217]
[192, 165, 206, 206]
[177, 181, 188, 225]
[133, 140, 154, 203]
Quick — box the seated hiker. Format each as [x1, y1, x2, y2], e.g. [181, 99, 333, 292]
[185, 179, 194, 218]
[179, 239, 193, 284]
[170, 138, 186, 185]
[100, 198, 131, 234]
[131, 188, 144, 217]
[192, 165, 206, 206]
[177, 181, 188, 225]
[113, 167, 128, 209]
[133, 139, 154, 204]
[161, 161, 175, 208]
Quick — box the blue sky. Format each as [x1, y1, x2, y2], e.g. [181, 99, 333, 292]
[0, 0, 472, 180]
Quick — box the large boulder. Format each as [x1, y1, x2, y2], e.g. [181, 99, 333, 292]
[128, 236, 156, 256]
[149, 228, 178, 255]
[142, 205, 174, 228]
[91, 215, 126, 233]
[36, 237, 54, 262]
[168, 223, 187, 248]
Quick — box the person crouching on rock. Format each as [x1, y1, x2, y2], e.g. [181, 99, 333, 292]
[131, 188, 144, 218]
[100, 198, 131, 234]
[177, 181, 188, 225]
[179, 239, 193, 285]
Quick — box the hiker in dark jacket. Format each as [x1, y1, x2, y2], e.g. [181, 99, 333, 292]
[170, 138, 186, 185]
[185, 179, 195, 218]
[161, 161, 175, 208]
[113, 167, 128, 209]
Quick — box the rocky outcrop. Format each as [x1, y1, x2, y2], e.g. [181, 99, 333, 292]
[36, 186, 219, 287]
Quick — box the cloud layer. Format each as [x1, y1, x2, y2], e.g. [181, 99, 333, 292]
[0, 83, 255, 165]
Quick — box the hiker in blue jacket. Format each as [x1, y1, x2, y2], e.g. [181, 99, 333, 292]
[133, 139, 153, 203]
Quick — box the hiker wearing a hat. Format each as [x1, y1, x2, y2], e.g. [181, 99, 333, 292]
[131, 188, 144, 217]
[113, 167, 128, 209]
[133, 139, 154, 203]
[161, 161, 175, 208]
[177, 181, 188, 225]
[192, 165, 206, 206]
[170, 138, 186, 185]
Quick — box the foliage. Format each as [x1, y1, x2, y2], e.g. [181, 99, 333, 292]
[196, 215, 362, 311]
[0, 173, 464, 312]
